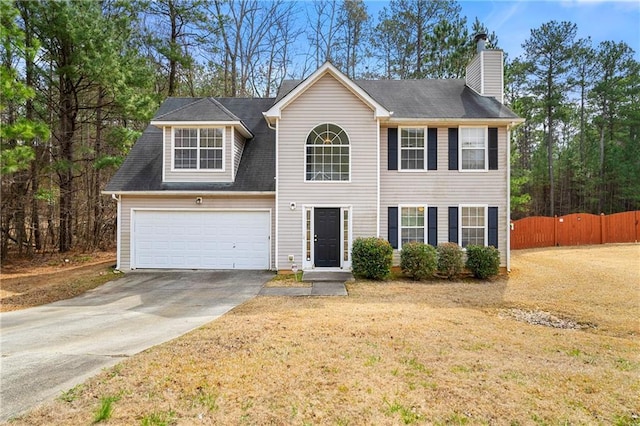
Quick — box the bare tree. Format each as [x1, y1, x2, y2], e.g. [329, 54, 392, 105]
[207, 0, 301, 97]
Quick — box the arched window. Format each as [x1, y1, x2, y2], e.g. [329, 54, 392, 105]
[305, 123, 350, 181]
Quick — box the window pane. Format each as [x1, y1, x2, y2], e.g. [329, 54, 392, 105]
[200, 128, 223, 148]
[175, 128, 197, 148]
[200, 149, 222, 169]
[401, 128, 424, 148]
[462, 149, 484, 169]
[175, 148, 197, 168]
[401, 149, 424, 170]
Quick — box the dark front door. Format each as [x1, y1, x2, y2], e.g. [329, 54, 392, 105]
[314, 208, 341, 267]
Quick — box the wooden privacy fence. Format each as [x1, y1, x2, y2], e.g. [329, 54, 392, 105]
[510, 211, 640, 249]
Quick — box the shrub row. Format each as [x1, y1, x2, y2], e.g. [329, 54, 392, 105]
[351, 237, 500, 281]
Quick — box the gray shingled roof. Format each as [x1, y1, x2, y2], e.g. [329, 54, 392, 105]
[107, 77, 519, 193]
[153, 97, 240, 122]
[105, 98, 275, 192]
[276, 78, 519, 119]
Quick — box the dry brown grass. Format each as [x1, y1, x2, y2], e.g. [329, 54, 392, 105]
[9, 244, 640, 425]
[0, 252, 117, 312]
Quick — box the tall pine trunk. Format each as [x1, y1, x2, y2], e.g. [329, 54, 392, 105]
[58, 74, 76, 253]
[92, 89, 105, 247]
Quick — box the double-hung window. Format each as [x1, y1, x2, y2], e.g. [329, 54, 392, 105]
[460, 205, 486, 247]
[400, 128, 426, 170]
[400, 206, 426, 247]
[174, 128, 223, 170]
[460, 127, 487, 171]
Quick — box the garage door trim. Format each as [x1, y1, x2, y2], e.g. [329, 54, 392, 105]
[130, 208, 272, 270]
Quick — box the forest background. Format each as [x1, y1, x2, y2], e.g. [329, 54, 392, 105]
[1, 0, 638, 258]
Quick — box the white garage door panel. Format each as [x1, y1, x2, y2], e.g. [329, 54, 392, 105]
[133, 210, 269, 269]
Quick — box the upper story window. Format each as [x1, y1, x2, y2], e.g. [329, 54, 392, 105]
[306, 123, 349, 181]
[460, 127, 487, 171]
[174, 127, 223, 170]
[400, 128, 426, 170]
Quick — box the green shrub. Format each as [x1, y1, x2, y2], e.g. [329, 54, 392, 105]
[436, 242, 464, 279]
[400, 242, 437, 280]
[465, 245, 500, 279]
[351, 237, 393, 280]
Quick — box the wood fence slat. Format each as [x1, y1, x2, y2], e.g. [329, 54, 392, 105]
[511, 211, 639, 249]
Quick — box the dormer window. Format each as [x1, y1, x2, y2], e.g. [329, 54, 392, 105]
[173, 127, 223, 170]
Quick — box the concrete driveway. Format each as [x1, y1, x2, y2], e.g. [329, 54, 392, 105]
[0, 270, 271, 422]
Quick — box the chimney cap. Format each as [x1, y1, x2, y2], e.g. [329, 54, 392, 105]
[474, 33, 488, 43]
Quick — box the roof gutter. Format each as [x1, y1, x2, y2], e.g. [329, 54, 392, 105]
[101, 190, 275, 196]
[150, 120, 254, 139]
[384, 117, 525, 126]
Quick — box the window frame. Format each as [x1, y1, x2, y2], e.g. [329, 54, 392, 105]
[459, 204, 488, 248]
[398, 204, 427, 249]
[458, 126, 488, 172]
[171, 127, 225, 172]
[399, 126, 428, 171]
[304, 123, 351, 183]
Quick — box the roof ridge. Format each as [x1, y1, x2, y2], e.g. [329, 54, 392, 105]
[205, 97, 241, 121]
[153, 97, 208, 120]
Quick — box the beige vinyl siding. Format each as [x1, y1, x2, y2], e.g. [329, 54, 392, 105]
[277, 73, 378, 269]
[163, 126, 233, 183]
[232, 128, 245, 179]
[465, 50, 504, 103]
[380, 126, 509, 266]
[482, 50, 504, 103]
[118, 195, 275, 270]
[465, 54, 482, 95]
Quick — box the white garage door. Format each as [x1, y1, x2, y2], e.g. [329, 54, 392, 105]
[133, 210, 270, 269]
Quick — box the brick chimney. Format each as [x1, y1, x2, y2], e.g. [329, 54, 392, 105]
[465, 33, 504, 104]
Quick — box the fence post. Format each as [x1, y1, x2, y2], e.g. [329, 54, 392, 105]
[600, 213, 605, 244]
[554, 215, 558, 246]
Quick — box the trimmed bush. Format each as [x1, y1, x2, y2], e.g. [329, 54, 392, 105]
[351, 237, 393, 280]
[400, 242, 437, 280]
[436, 242, 464, 279]
[465, 245, 500, 279]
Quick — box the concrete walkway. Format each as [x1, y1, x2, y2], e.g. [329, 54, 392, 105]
[259, 271, 352, 296]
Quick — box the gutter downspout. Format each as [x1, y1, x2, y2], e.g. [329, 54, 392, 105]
[506, 124, 512, 272]
[111, 193, 122, 271]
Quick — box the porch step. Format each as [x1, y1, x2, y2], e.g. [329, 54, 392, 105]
[301, 271, 354, 282]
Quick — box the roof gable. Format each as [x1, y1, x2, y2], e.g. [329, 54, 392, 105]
[264, 62, 390, 124]
[151, 97, 253, 138]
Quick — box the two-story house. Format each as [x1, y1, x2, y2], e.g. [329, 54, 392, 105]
[104, 35, 523, 273]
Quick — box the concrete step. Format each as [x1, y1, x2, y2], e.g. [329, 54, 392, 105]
[302, 271, 353, 282]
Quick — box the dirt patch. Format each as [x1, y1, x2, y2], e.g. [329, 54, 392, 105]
[500, 308, 595, 329]
[0, 251, 117, 312]
[7, 244, 640, 425]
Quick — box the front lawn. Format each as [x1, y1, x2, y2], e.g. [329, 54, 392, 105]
[12, 244, 640, 425]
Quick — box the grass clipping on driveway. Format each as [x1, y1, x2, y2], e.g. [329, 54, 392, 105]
[14, 245, 640, 425]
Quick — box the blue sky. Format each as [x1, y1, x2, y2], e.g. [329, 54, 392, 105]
[367, 0, 640, 60]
